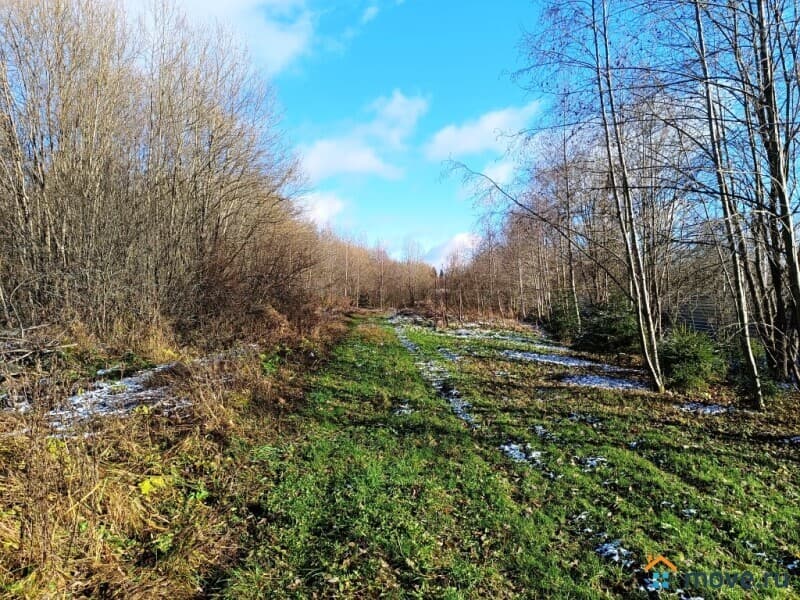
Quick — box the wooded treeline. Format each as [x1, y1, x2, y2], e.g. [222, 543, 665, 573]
[310, 232, 436, 311]
[6, 0, 796, 405]
[448, 0, 800, 405]
[0, 0, 433, 343]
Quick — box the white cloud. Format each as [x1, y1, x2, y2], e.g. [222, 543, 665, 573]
[300, 89, 427, 182]
[302, 138, 402, 182]
[124, 0, 314, 75]
[366, 89, 429, 148]
[424, 101, 540, 161]
[483, 159, 516, 186]
[425, 232, 481, 270]
[361, 5, 379, 23]
[246, 11, 314, 74]
[297, 191, 346, 227]
[174, 0, 306, 18]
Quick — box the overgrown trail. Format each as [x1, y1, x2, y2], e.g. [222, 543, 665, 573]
[222, 315, 800, 599]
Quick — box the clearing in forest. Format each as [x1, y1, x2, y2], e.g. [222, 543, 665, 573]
[222, 314, 800, 599]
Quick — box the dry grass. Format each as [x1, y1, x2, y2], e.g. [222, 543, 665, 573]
[0, 374, 236, 597]
[354, 323, 394, 345]
[0, 312, 350, 599]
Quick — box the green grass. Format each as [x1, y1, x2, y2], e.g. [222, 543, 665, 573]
[219, 316, 800, 599]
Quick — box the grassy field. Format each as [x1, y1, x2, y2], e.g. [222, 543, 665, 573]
[2, 313, 798, 598]
[220, 315, 799, 599]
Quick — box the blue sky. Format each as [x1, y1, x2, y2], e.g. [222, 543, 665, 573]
[170, 0, 542, 267]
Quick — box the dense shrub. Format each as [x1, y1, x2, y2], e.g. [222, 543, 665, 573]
[546, 298, 581, 341]
[573, 301, 640, 354]
[659, 327, 727, 392]
[726, 338, 780, 399]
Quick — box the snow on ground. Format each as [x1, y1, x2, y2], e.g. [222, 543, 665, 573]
[442, 386, 477, 426]
[397, 335, 419, 353]
[501, 349, 610, 369]
[785, 557, 800, 575]
[388, 312, 563, 350]
[562, 374, 649, 391]
[393, 324, 477, 427]
[499, 442, 545, 467]
[680, 402, 733, 415]
[5, 364, 189, 434]
[568, 412, 602, 425]
[437, 348, 460, 362]
[444, 328, 564, 349]
[532, 424, 559, 442]
[595, 540, 635, 567]
[579, 456, 608, 471]
[393, 400, 414, 416]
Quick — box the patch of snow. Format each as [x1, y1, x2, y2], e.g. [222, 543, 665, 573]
[784, 557, 800, 575]
[741, 542, 799, 575]
[440, 326, 575, 351]
[96, 365, 123, 377]
[399, 338, 419, 353]
[4, 348, 276, 435]
[1, 364, 190, 435]
[677, 592, 705, 600]
[449, 328, 480, 338]
[45, 364, 184, 432]
[568, 412, 602, 425]
[443, 387, 477, 426]
[502, 349, 609, 369]
[595, 540, 634, 567]
[388, 313, 432, 328]
[580, 456, 608, 471]
[533, 424, 559, 442]
[499, 442, 545, 467]
[446, 328, 539, 345]
[3, 396, 32, 414]
[393, 401, 414, 416]
[4, 364, 190, 434]
[641, 576, 662, 593]
[782, 436, 800, 445]
[500, 442, 530, 463]
[562, 374, 649, 391]
[394, 324, 477, 427]
[437, 348, 460, 362]
[680, 402, 733, 415]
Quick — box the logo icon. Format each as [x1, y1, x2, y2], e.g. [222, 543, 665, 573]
[645, 555, 678, 591]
